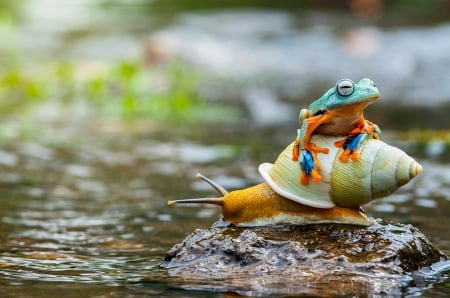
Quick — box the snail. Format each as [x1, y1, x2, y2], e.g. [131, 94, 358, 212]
[168, 135, 422, 227]
[168, 173, 377, 227]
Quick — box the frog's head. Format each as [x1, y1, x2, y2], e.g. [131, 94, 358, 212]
[319, 78, 380, 110]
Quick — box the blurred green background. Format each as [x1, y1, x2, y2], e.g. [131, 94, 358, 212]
[0, 0, 450, 134]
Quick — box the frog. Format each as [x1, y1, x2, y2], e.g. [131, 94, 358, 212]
[292, 78, 381, 185]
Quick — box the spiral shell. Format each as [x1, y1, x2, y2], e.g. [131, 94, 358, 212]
[259, 135, 422, 209]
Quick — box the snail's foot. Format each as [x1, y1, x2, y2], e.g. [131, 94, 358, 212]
[335, 133, 367, 162]
[299, 149, 322, 185]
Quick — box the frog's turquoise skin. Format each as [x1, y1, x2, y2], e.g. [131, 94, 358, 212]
[307, 78, 378, 115]
[292, 78, 381, 185]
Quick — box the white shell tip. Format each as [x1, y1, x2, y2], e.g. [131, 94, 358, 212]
[411, 162, 423, 177]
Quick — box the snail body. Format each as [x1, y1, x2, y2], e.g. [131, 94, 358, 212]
[168, 174, 376, 227]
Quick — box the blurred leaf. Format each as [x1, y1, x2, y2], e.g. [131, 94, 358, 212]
[24, 80, 44, 99]
[87, 75, 107, 101]
[0, 57, 242, 126]
[0, 8, 15, 32]
[2, 70, 21, 87]
[122, 93, 138, 116]
[55, 61, 75, 81]
[117, 62, 138, 81]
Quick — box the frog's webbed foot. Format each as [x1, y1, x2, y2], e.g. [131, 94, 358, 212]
[298, 143, 329, 185]
[334, 133, 367, 162]
[299, 149, 321, 184]
[335, 120, 381, 162]
[368, 121, 381, 139]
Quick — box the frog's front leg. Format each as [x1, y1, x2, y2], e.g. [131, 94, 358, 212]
[298, 108, 310, 127]
[334, 119, 381, 162]
[292, 114, 330, 184]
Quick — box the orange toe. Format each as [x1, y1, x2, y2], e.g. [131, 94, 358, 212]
[310, 143, 329, 154]
[334, 139, 346, 148]
[311, 169, 322, 183]
[351, 150, 360, 161]
[292, 147, 299, 161]
[292, 138, 300, 161]
[300, 173, 309, 185]
[313, 159, 321, 170]
[339, 149, 351, 162]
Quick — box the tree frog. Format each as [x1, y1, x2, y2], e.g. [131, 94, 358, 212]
[292, 78, 381, 185]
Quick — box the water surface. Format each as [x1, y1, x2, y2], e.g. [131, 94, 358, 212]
[0, 121, 448, 297]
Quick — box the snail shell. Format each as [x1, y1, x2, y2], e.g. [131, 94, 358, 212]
[259, 134, 422, 209]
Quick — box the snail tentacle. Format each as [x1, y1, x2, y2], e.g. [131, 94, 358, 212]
[168, 197, 224, 206]
[168, 173, 228, 206]
[196, 173, 228, 196]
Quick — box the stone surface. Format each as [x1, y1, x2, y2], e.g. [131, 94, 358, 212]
[157, 220, 448, 296]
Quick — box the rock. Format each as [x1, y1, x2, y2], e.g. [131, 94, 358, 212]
[158, 220, 448, 296]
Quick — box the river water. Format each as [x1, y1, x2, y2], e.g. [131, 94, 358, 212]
[0, 1, 449, 297]
[0, 121, 448, 297]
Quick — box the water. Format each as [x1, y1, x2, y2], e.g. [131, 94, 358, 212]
[0, 1, 449, 296]
[0, 122, 448, 297]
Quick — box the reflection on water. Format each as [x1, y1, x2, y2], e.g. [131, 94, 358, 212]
[0, 123, 246, 293]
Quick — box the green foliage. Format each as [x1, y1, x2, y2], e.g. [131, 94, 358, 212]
[0, 8, 15, 31]
[85, 60, 207, 121]
[0, 66, 45, 113]
[0, 58, 240, 124]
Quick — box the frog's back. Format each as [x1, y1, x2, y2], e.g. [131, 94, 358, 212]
[308, 89, 333, 115]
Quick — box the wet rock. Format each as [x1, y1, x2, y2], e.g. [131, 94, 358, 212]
[159, 220, 447, 296]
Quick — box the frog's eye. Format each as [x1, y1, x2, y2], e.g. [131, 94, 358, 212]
[336, 79, 354, 97]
